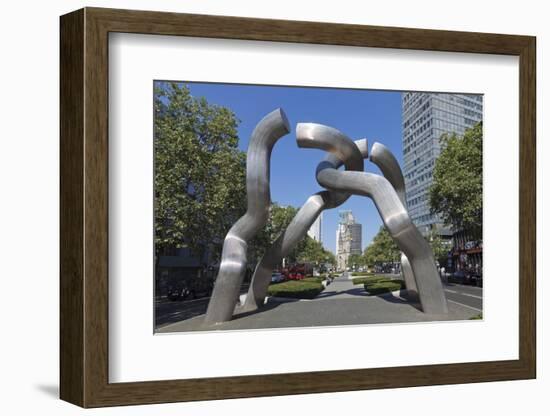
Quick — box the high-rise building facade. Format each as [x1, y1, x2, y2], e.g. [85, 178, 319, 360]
[349, 223, 362, 255]
[307, 212, 322, 244]
[402, 92, 483, 236]
[335, 210, 362, 270]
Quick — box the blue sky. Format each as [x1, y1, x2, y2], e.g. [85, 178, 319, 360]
[166, 81, 403, 254]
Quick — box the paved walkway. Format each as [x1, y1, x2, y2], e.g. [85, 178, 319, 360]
[315, 273, 366, 300]
[157, 273, 480, 333]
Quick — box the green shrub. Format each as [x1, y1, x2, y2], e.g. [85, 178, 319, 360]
[362, 277, 405, 296]
[352, 275, 388, 285]
[267, 279, 324, 299]
[302, 277, 324, 283]
[469, 313, 483, 320]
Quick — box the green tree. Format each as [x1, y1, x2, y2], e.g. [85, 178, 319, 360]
[363, 226, 400, 267]
[426, 230, 450, 266]
[429, 122, 483, 239]
[348, 253, 366, 269]
[154, 82, 246, 263]
[250, 205, 335, 268]
[297, 236, 335, 265]
[248, 203, 301, 263]
[324, 250, 336, 267]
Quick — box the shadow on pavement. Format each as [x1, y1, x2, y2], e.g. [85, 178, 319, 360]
[372, 290, 423, 312]
[232, 299, 290, 320]
[315, 287, 369, 299]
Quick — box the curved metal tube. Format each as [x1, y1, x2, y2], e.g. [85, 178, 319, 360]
[204, 108, 291, 324]
[370, 142, 418, 298]
[370, 142, 406, 204]
[297, 123, 448, 315]
[399, 255, 417, 298]
[241, 138, 367, 312]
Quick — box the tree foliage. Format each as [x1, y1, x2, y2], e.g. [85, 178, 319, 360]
[297, 236, 335, 265]
[429, 122, 483, 239]
[363, 226, 400, 267]
[153, 81, 339, 271]
[249, 204, 301, 262]
[360, 227, 449, 268]
[154, 82, 246, 259]
[426, 230, 450, 265]
[251, 204, 334, 266]
[348, 253, 367, 269]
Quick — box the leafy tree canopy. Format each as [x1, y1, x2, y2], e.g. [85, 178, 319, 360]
[429, 122, 483, 239]
[363, 226, 400, 267]
[426, 230, 451, 266]
[249, 204, 300, 263]
[154, 82, 339, 271]
[297, 236, 335, 265]
[251, 205, 335, 266]
[154, 82, 246, 259]
[348, 253, 367, 268]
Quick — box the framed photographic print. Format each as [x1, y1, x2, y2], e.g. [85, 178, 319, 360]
[60, 7, 536, 408]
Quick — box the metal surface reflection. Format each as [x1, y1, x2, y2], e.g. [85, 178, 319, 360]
[370, 142, 418, 299]
[204, 109, 290, 324]
[241, 138, 368, 312]
[296, 123, 448, 315]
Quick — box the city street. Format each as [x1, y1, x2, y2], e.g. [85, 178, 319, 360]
[443, 283, 482, 312]
[155, 273, 482, 332]
[155, 283, 250, 327]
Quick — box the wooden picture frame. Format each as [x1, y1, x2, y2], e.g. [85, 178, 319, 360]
[60, 7, 536, 408]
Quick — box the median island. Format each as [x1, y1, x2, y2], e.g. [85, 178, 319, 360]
[267, 277, 326, 299]
[352, 275, 406, 296]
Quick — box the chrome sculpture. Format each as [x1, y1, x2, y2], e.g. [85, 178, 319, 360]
[241, 137, 369, 313]
[369, 142, 419, 299]
[205, 110, 448, 324]
[204, 108, 290, 324]
[296, 123, 448, 315]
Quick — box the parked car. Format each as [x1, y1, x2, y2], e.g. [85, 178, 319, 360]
[451, 269, 482, 286]
[167, 274, 214, 301]
[270, 272, 285, 283]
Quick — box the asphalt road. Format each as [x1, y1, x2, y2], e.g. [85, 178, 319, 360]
[155, 296, 211, 327]
[341, 272, 483, 311]
[155, 283, 250, 327]
[443, 283, 483, 312]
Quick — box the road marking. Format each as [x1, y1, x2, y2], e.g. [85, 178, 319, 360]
[444, 289, 483, 299]
[447, 299, 482, 312]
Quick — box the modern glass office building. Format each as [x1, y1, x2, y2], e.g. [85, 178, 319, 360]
[401, 92, 483, 236]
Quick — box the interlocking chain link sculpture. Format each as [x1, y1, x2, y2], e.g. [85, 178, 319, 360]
[205, 109, 448, 325]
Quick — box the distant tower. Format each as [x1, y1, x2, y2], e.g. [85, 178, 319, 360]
[307, 212, 323, 244]
[336, 210, 362, 270]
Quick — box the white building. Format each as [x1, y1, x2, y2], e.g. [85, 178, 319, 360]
[402, 92, 483, 236]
